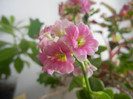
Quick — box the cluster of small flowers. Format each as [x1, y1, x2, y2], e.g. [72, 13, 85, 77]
[37, 19, 98, 77]
[59, 0, 94, 23]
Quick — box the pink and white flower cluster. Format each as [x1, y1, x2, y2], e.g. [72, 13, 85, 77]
[59, 0, 94, 22]
[37, 20, 98, 75]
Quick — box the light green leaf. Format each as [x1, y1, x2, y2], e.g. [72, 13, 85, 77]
[93, 91, 111, 99]
[10, 16, 15, 24]
[104, 89, 114, 99]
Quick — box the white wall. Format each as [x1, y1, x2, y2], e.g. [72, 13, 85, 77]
[0, 0, 129, 99]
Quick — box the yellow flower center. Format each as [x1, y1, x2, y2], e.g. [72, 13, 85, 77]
[56, 53, 67, 62]
[77, 36, 86, 47]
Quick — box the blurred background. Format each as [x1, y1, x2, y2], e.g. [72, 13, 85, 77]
[0, 0, 130, 99]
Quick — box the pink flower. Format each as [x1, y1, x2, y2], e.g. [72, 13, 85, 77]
[73, 65, 97, 78]
[74, 23, 98, 61]
[51, 19, 72, 37]
[37, 41, 75, 75]
[59, 23, 98, 61]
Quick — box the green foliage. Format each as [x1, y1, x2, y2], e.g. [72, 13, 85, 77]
[27, 41, 41, 66]
[0, 57, 13, 77]
[37, 72, 61, 88]
[117, 50, 133, 73]
[0, 47, 18, 62]
[92, 91, 111, 99]
[96, 46, 107, 54]
[114, 94, 131, 99]
[104, 89, 114, 99]
[69, 76, 86, 91]
[76, 89, 112, 99]
[0, 41, 11, 49]
[19, 39, 29, 53]
[90, 58, 102, 67]
[28, 19, 43, 39]
[76, 89, 93, 99]
[89, 77, 104, 91]
[0, 16, 14, 35]
[14, 57, 24, 73]
[124, 83, 133, 90]
[0, 16, 44, 78]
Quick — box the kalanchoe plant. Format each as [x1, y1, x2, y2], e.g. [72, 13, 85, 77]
[37, 0, 132, 99]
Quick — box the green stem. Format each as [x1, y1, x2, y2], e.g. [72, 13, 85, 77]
[73, 56, 92, 93]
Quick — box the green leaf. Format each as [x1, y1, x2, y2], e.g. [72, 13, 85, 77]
[0, 57, 13, 77]
[10, 16, 15, 24]
[1, 16, 10, 25]
[0, 41, 10, 49]
[28, 53, 42, 66]
[28, 41, 39, 55]
[19, 39, 29, 53]
[104, 89, 114, 99]
[14, 57, 24, 73]
[90, 58, 102, 67]
[93, 91, 111, 99]
[24, 60, 30, 68]
[0, 47, 18, 62]
[89, 77, 104, 91]
[69, 76, 86, 91]
[76, 89, 93, 99]
[114, 94, 131, 99]
[96, 46, 107, 54]
[28, 19, 43, 39]
[37, 72, 60, 88]
[124, 83, 133, 90]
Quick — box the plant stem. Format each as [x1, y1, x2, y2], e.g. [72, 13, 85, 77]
[73, 56, 92, 93]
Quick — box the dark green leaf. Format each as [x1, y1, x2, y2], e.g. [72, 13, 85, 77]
[96, 46, 107, 54]
[76, 89, 93, 99]
[28, 41, 39, 55]
[69, 76, 86, 91]
[0, 41, 10, 49]
[114, 94, 131, 99]
[37, 72, 60, 88]
[104, 89, 114, 99]
[1, 16, 10, 25]
[124, 83, 133, 90]
[90, 58, 102, 67]
[28, 53, 42, 66]
[0, 47, 18, 62]
[14, 57, 24, 73]
[19, 39, 29, 53]
[89, 77, 104, 91]
[28, 19, 43, 39]
[0, 57, 13, 77]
